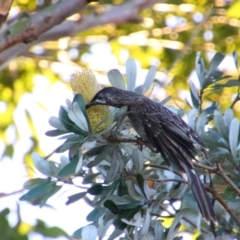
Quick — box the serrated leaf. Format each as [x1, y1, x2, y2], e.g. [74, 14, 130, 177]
[58, 152, 82, 178]
[66, 192, 86, 205]
[141, 66, 156, 95]
[132, 148, 144, 173]
[229, 118, 239, 161]
[49, 116, 66, 130]
[107, 69, 126, 90]
[81, 225, 98, 240]
[208, 52, 225, 77]
[126, 58, 137, 91]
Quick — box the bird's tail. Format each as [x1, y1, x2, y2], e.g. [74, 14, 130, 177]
[184, 165, 216, 223]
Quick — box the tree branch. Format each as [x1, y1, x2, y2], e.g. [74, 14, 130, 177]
[0, 0, 90, 53]
[0, 0, 164, 70]
[207, 186, 240, 228]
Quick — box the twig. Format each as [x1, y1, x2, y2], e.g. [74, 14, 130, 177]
[206, 186, 240, 228]
[193, 161, 217, 173]
[0, 0, 89, 53]
[0, 0, 163, 70]
[144, 163, 183, 178]
[153, 206, 210, 234]
[216, 164, 240, 198]
[145, 177, 187, 184]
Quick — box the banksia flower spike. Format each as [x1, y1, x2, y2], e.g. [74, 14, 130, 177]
[71, 69, 110, 132]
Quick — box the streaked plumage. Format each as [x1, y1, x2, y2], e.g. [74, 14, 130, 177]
[86, 87, 216, 222]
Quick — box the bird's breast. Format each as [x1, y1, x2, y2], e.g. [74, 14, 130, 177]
[128, 112, 148, 140]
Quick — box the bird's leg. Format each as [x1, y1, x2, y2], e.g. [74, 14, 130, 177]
[135, 136, 157, 152]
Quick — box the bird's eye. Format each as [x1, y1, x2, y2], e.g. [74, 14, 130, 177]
[96, 97, 106, 104]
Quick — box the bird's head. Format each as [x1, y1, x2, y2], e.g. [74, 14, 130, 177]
[86, 87, 141, 109]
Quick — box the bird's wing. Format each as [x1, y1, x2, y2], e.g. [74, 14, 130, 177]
[134, 101, 216, 222]
[135, 101, 203, 170]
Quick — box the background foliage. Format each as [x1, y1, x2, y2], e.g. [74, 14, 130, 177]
[0, 0, 240, 239]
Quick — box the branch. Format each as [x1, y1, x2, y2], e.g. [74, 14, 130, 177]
[0, 0, 90, 53]
[216, 164, 240, 198]
[0, 0, 164, 70]
[207, 186, 240, 228]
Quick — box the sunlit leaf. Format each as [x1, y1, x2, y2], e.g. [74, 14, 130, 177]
[58, 152, 82, 178]
[126, 58, 137, 91]
[229, 118, 239, 161]
[49, 116, 66, 130]
[141, 66, 156, 95]
[81, 225, 98, 240]
[68, 102, 89, 132]
[208, 52, 225, 77]
[214, 110, 228, 140]
[32, 153, 59, 177]
[59, 106, 87, 136]
[132, 148, 144, 173]
[107, 69, 126, 90]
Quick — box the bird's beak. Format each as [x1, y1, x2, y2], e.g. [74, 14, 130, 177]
[85, 101, 94, 109]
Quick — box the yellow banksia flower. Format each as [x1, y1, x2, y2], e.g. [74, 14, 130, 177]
[71, 69, 110, 132]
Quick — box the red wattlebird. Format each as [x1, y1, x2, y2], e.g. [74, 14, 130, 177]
[86, 87, 216, 222]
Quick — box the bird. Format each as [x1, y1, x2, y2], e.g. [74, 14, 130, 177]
[86, 86, 216, 222]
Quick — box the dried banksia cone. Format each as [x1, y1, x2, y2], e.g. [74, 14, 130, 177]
[71, 69, 110, 131]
